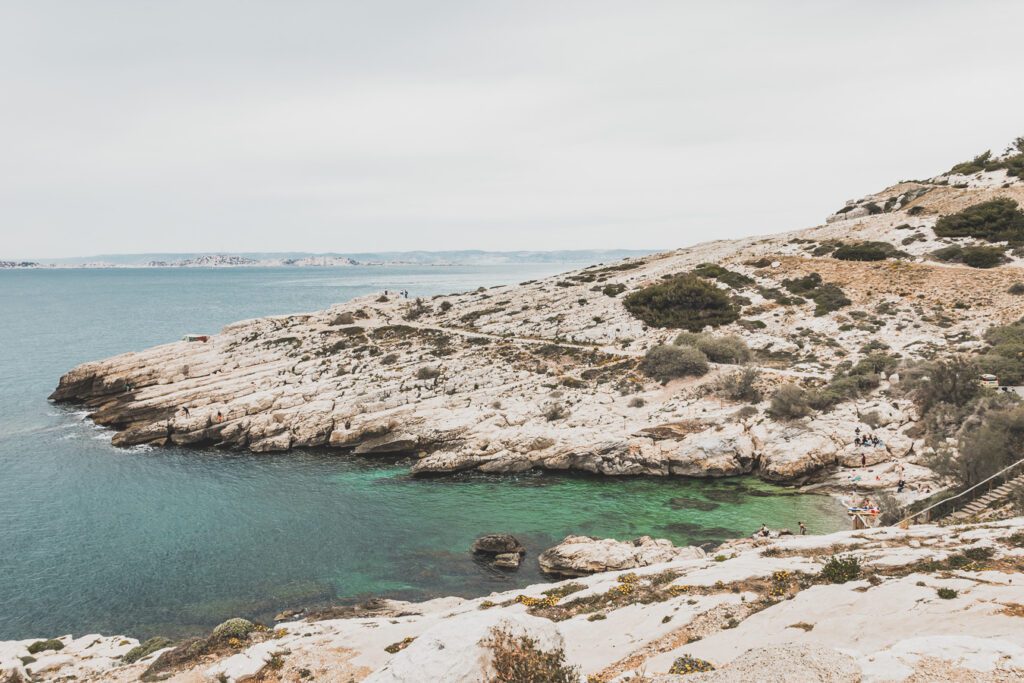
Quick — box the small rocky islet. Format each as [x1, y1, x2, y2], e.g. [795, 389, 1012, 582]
[10, 141, 1024, 680]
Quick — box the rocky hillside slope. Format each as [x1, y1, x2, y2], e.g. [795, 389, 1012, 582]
[4, 518, 1022, 682]
[50, 141, 1024, 497]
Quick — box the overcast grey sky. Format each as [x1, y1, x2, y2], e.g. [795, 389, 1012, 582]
[2, 1, 1023, 259]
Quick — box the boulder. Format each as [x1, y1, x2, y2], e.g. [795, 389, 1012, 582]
[364, 612, 564, 683]
[538, 535, 705, 576]
[472, 534, 525, 556]
[493, 553, 522, 569]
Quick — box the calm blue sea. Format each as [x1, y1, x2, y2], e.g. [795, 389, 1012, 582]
[0, 265, 847, 640]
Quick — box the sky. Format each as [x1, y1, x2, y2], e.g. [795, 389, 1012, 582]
[2, 1, 1023, 259]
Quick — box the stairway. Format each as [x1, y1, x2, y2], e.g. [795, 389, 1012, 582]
[948, 471, 1024, 521]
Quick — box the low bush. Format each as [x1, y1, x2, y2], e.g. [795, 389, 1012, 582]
[932, 244, 1007, 268]
[623, 274, 740, 331]
[1008, 282, 1024, 295]
[123, 637, 173, 664]
[674, 332, 751, 364]
[720, 367, 763, 403]
[602, 283, 627, 297]
[933, 198, 1024, 243]
[936, 587, 958, 600]
[832, 241, 906, 261]
[486, 627, 579, 683]
[962, 246, 1007, 268]
[768, 384, 812, 420]
[415, 366, 441, 380]
[948, 139, 1024, 179]
[810, 283, 852, 316]
[27, 639, 64, 654]
[669, 655, 716, 675]
[819, 555, 861, 584]
[692, 262, 754, 289]
[641, 345, 710, 382]
[542, 402, 570, 422]
[780, 273, 850, 315]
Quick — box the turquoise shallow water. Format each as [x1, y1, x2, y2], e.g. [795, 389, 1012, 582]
[0, 265, 848, 640]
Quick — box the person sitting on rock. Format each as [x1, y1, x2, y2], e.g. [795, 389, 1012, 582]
[758, 523, 770, 537]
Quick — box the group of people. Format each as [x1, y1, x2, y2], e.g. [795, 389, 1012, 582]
[853, 427, 883, 448]
[754, 521, 808, 538]
[384, 289, 410, 298]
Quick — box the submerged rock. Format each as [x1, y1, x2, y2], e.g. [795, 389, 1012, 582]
[538, 535, 705, 576]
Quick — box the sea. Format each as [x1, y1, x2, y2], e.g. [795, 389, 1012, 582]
[0, 263, 848, 640]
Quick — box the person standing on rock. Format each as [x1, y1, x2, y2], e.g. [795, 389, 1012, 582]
[799, 521, 807, 535]
[861, 452, 866, 467]
[181, 405, 190, 418]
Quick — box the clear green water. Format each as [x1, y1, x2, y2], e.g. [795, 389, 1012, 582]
[0, 266, 848, 639]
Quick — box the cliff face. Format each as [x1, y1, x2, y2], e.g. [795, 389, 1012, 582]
[4, 518, 1023, 682]
[49, 153, 1024, 489]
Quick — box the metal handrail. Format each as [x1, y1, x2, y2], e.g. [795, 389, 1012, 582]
[894, 456, 1024, 527]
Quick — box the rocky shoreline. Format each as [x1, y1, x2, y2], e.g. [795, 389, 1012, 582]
[4, 518, 1023, 682]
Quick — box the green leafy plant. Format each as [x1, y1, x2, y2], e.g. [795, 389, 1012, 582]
[623, 274, 740, 331]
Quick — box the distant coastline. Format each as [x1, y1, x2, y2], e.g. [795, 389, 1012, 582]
[0, 249, 656, 270]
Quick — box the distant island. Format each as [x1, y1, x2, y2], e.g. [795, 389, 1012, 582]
[0, 249, 656, 269]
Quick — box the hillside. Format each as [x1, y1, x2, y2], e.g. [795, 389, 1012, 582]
[49, 140, 1024, 507]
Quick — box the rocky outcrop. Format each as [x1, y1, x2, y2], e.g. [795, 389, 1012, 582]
[538, 535, 706, 576]
[364, 612, 564, 683]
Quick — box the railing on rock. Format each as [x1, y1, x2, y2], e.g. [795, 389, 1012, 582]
[895, 456, 1024, 527]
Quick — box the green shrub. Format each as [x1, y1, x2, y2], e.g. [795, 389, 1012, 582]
[832, 241, 906, 261]
[720, 367, 763, 403]
[123, 637, 173, 664]
[933, 198, 1024, 243]
[692, 262, 754, 289]
[669, 655, 716, 675]
[808, 376, 861, 411]
[623, 274, 740, 331]
[641, 345, 710, 382]
[819, 555, 861, 584]
[1008, 283, 1024, 295]
[674, 332, 751, 364]
[780, 273, 850, 315]
[768, 384, 812, 420]
[936, 587, 958, 600]
[937, 244, 1009, 268]
[487, 628, 579, 683]
[415, 366, 441, 380]
[948, 140, 1024, 178]
[961, 246, 1007, 268]
[782, 273, 822, 294]
[958, 406, 1024, 487]
[602, 283, 627, 297]
[27, 639, 64, 654]
[905, 357, 981, 414]
[810, 284, 852, 316]
[211, 618, 255, 641]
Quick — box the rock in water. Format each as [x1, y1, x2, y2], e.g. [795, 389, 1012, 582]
[538, 535, 705, 576]
[472, 534, 525, 556]
[492, 553, 522, 569]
